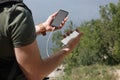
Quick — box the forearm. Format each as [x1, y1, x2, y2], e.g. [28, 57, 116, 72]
[15, 40, 71, 80]
[15, 30, 81, 80]
[40, 47, 70, 77]
[35, 25, 41, 35]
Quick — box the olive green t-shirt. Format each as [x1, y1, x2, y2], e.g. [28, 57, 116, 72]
[0, 2, 36, 79]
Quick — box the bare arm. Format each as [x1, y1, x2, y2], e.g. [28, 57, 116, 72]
[14, 31, 82, 80]
[14, 11, 82, 80]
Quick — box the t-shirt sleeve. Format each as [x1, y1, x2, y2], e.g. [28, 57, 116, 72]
[7, 5, 36, 47]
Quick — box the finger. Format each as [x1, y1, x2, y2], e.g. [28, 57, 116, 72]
[52, 27, 56, 31]
[59, 20, 65, 28]
[60, 22, 65, 26]
[53, 22, 64, 30]
[60, 17, 68, 26]
[75, 28, 79, 32]
[54, 26, 62, 30]
[49, 27, 55, 31]
[64, 16, 69, 22]
[51, 11, 58, 18]
[52, 16, 68, 30]
[47, 11, 59, 24]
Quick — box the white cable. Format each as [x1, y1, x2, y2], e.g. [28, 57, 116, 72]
[46, 31, 53, 57]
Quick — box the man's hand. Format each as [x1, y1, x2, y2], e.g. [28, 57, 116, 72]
[35, 11, 68, 35]
[62, 30, 83, 54]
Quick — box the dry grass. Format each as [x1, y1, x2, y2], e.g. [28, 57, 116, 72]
[58, 64, 120, 80]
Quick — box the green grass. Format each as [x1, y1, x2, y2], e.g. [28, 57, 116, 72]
[57, 64, 120, 80]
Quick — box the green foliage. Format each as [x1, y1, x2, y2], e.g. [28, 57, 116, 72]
[51, 0, 120, 75]
[99, 1, 120, 64]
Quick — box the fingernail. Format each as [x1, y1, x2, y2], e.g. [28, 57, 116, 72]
[75, 28, 79, 32]
[70, 30, 73, 33]
[66, 32, 70, 36]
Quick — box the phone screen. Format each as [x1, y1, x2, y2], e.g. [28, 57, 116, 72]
[51, 9, 69, 27]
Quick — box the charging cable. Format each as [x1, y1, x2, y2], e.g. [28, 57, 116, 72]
[46, 31, 53, 57]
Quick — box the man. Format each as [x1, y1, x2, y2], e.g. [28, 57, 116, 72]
[0, 0, 83, 80]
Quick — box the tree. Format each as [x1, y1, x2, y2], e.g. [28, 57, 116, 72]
[51, 1, 120, 74]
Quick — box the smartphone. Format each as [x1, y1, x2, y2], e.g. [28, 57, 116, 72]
[51, 9, 69, 28]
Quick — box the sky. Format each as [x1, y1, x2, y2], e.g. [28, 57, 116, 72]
[24, 0, 118, 25]
[23, 0, 118, 58]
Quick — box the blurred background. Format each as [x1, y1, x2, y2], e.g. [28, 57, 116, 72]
[24, 0, 118, 58]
